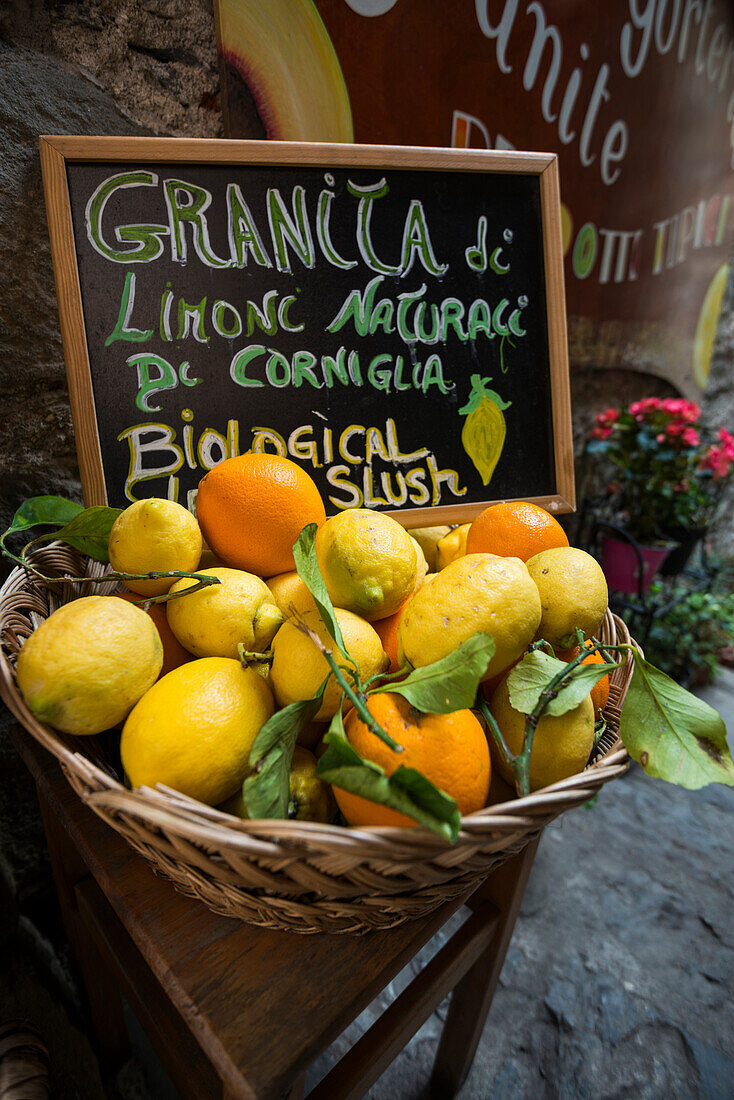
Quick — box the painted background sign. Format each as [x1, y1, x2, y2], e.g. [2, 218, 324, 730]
[216, 0, 734, 397]
[41, 140, 571, 520]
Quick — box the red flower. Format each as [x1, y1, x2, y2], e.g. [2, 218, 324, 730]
[681, 427, 700, 447]
[594, 408, 619, 427]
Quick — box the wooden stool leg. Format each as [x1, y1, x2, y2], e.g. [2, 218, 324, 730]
[36, 786, 130, 1069]
[429, 836, 540, 1097]
[222, 1073, 304, 1100]
[285, 1072, 306, 1100]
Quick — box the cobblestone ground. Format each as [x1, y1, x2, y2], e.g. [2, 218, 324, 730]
[1, 670, 732, 1099]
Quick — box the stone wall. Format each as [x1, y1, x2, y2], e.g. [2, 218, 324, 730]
[0, 0, 732, 552]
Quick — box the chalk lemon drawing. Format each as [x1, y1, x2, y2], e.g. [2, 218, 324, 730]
[459, 374, 512, 486]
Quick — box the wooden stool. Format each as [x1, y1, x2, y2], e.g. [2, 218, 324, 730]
[9, 725, 538, 1100]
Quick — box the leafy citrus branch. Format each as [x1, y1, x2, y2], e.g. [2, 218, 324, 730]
[288, 611, 404, 753]
[0, 494, 220, 604]
[481, 637, 622, 797]
[485, 632, 734, 796]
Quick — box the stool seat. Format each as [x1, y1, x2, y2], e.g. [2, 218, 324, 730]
[9, 725, 538, 1100]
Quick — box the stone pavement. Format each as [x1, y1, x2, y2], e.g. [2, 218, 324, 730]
[1, 670, 733, 1099]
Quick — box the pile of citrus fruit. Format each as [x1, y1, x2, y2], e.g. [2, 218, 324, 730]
[15, 453, 612, 830]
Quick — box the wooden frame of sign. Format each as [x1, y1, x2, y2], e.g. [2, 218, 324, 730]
[39, 135, 574, 524]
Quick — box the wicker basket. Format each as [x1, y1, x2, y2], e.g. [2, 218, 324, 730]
[0, 545, 631, 934]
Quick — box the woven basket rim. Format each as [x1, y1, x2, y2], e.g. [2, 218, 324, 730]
[0, 545, 632, 857]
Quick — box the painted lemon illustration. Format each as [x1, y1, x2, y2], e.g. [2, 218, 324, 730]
[560, 203, 573, 255]
[459, 374, 511, 486]
[216, 0, 353, 141]
[693, 263, 729, 390]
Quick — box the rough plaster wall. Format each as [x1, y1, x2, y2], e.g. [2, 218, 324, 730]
[0, 0, 220, 538]
[701, 275, 734, 557]
[0, 0, 731, 552]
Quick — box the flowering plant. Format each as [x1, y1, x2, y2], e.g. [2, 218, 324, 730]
[586, 397, 734, 543]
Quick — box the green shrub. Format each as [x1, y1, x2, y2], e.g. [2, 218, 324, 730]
[642, 581, 734, 686]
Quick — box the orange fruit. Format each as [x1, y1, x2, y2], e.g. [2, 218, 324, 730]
[116, 591, 192, 678]
[466, 501, 569, 561]
[557, 640, 610, 713]
[371, 581, 425, 672]
[554, 644, 580, 663]
[581, 640, 610, 713]
[480, 652, 524, 700]
[334, 693, 491, 828]
[195, 454, 326, 577]
[372, 604, 407, 672]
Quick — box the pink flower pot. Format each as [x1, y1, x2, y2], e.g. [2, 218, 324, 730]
[601, 534, 673, 594]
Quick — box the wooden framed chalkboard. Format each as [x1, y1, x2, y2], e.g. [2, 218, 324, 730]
[39, 136, 574, 524]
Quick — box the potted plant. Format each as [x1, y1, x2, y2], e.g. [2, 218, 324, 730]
[585, 398, 734, 590]
[642, 577, 734, 687]
[659, 426, 734, 574]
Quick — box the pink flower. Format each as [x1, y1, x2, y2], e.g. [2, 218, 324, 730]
[660, 398, 700, 423]
[681, 427, 700, 447]
[657, 433, 666, 442]
[717, 429, 734, 457]
[591, 426, 613, 440]
[666, 421, 685, 436]
[713, 454, 732, 479]
[699, 444, 733, 480]
[595, 408, 619, 427]
[629, 397, 661, 418]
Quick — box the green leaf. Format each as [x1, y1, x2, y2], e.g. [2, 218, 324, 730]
[31, 506, 123, 563]
[242, 680, 328, 819]
[619, 658, 734, 789]
[292, 523, 346, 653]
[0, 495, 83, 555]
[374, 633, 496, 713]
[317, 719, 462, 843]
[507, 649, 621, 718]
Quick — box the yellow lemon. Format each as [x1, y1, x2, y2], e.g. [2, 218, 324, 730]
[166, 567, 283, 659]
[121, 657, 274, 805]
[436, 523, 471, 570]
[220, 747, 334, 823]
[198, 538, 225, 570]
[315, 509, 417, 621]
[526, 547, 608, 650]
[407, 526, 451, 572]
[108, 498, 202, 597]
[265, 570, 317, 618]
[397, 553, 541, 680]
[16, 596, 162, 735]
[693, 263, 729, 390]
[409, 537, 429, 592]
[270, 607, 388, 720]
[489, 674, 595, 791]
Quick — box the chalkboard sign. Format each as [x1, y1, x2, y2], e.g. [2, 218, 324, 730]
[40, 137, 573, 523]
